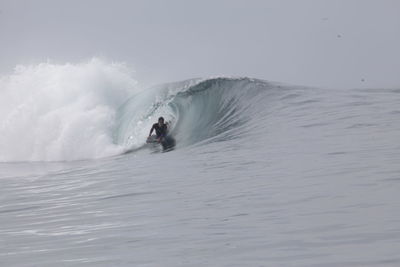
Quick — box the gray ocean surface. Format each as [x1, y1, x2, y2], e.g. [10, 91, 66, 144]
[1, 77, 400, 266]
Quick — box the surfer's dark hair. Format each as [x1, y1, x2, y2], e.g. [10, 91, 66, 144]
[158, 117, 164, 122]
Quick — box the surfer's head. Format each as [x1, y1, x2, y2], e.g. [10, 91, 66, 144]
[158, 117, 164, 125]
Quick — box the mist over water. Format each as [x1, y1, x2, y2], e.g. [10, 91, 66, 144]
[1, 59, 400, 266]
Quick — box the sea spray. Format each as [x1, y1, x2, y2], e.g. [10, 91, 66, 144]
[0, 59, 137, 161]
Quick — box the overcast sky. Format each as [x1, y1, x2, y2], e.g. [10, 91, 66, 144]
[1, 0, 399, 88]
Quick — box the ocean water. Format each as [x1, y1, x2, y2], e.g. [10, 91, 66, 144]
[1, 60, 400, 266]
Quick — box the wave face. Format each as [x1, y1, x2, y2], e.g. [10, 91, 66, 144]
[115, 77, 280, 151]
[0, 59, 284, 162]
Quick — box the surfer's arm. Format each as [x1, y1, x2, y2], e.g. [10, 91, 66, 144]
[149, 125, 154, 136]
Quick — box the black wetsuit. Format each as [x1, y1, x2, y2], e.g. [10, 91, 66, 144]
[151, 123, 168, 138]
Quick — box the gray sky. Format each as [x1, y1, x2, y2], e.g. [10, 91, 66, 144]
[1, 0, 399, 88]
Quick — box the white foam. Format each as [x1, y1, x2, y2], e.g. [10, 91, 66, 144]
[0, 58, 138, 162]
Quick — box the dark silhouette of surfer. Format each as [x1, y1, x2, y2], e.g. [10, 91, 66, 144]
[147, 117, 175, 150]
[148, 117, 168, 143]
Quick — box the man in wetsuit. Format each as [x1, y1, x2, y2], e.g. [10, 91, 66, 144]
[148, 117, 168, 142]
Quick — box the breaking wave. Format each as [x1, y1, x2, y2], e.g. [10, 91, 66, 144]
[0, 59, 283, 162]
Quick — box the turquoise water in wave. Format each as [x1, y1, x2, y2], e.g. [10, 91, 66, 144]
[1, 61, 400, 266]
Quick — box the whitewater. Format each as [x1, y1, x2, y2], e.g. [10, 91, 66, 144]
[1, 59, 399, 266]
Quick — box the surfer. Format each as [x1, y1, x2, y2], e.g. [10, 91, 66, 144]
[148, 117, 168, 143]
